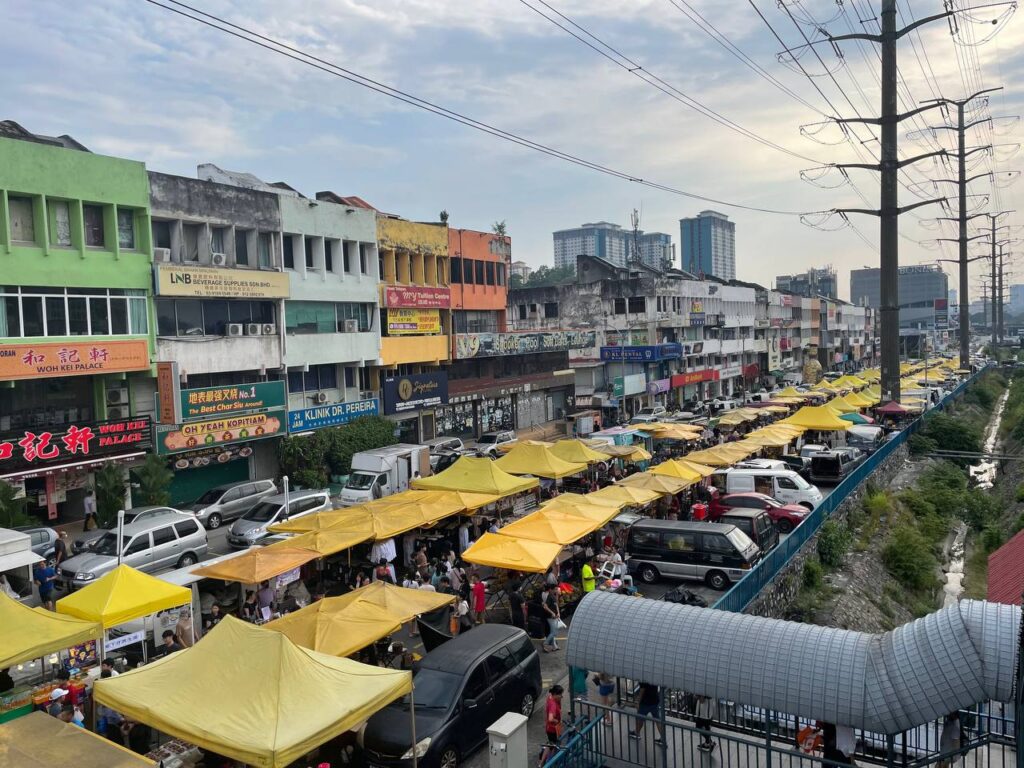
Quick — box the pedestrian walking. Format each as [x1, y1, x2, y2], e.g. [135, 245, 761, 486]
[82, 490, 97, 531]
[938, 712, 962, 768]
[694, 694, 716, 751]
[33, 560, 56, 610]
[53, 530, 69, 571]
[470, 574, 487, 623]
[630, 683, 665, 744]
[538, 685, 564, 767]
[507, 578, 526, 629]
[541, 583, 561, 652]
[580, 556, 597, 594]
[595, 672, 615, 725]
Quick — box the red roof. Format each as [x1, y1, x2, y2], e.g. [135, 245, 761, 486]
[987, 528, 1024, 605]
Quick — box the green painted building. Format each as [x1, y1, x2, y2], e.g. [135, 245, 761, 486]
[0, 121, 156, 522]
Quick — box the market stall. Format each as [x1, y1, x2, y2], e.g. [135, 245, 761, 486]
[412, 456, 539, 520]
[499, 507, 604, 545]
[684, 443, 756, 467]
[94, 616, 413, 768]
[461, 533, 562, 573]
[587, 484, 663, 507]
[493, 443, 587, 482]
[0, 710, 154, 768]
[548, 439, 612, 465]
[779, 405, 854, 432]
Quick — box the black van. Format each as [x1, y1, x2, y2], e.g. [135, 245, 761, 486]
[808, 448, 865, 485]
[717, 509, 779, 553]
[362, 625, 542, 768]
[625, 520, 761, 590]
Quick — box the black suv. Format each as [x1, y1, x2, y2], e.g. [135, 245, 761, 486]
[362, 626, 542, 768]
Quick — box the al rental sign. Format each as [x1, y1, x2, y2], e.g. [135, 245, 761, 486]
[0, 417, 153, 478]
[288, 398, 380, 433]
[180, 382, 286, 421]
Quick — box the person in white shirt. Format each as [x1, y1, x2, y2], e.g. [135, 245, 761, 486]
[82, 490, 97, 532]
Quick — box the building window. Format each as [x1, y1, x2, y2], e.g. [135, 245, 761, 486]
[89, 296, 110, 335]
[463, 260, 474, 285]
[451, 257, 462, 284]
[304, 237, 316, 270]
[485, 262, 495, 286]
[325, 240, 335, 273]
[235, 230, 250, 266]
[342, 242, 352, 273]
[83, 205, 105, 248]
[152, 220, 172, 250]
[614, 298, 626, 315]
[475, 261, 485, 284]
[544, 302, 559, 318]
[117, 209, 136, 250]
[360, 243, 370, 275]
[155, 298, 271, 337]
[337, 302, 370, 332]
[49, 200, 72, 247]
[283, 236, 295, 269]
[182, 223, 200, 261]
[258, 232, 273, 268]
[517, 304, 527, 320]
[628, 296, 645, 313]
[497, 264, 506, 286]
[344, 366, 356, 388]
[210, 227, 226, 258]
[289, 363, 338, 393]
[286, 301, 335, 334]
[8, 196, 35, 244]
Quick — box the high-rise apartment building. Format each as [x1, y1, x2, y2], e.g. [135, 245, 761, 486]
[552, 221, 672, 271]
[850, 265, 948, 329]
[679, 210, 735, 279]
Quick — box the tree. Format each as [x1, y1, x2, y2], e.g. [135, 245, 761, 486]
[0, 480, 31, 528]
[133, 454, 173, 506]
[439, 209, 449, 224]
[882, 524, 940, 591]
[510, 273, 525, 289]
[492, 220, 507, 238]
[94, 463, 127, 529]
[278, 415, 398, 489]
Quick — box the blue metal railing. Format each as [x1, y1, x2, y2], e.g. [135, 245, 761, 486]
[711, 368, 989, 613]
[542, 714, 605, 768]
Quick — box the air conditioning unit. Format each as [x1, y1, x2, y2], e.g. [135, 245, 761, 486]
[106, 388, 128, 405]
[246, 323, 263, 336]
[211, 252, 228, 266]
[314, 391, 330, 404]
[107, 406, 129, 420]
[154, 247, 172, 262]
[343, 319, 359, 333]
[227, 324, 244, 336]
[261, 323, 276, 336]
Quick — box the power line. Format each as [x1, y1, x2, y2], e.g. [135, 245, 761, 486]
[142, 0, 815, 216]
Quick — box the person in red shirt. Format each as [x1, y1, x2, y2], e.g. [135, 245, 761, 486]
[470, 574, 487, 624]
[538, 685, 564, 767]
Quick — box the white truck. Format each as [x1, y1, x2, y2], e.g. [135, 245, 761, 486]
[0, 527, 44, 605]
[339, 444, 431, 506]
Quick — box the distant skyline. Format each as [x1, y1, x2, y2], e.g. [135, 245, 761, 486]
[2, 1, 1021, 302]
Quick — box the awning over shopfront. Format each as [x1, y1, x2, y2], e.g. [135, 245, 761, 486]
[192, 546, 320, 584]
[493, 443, 587, 479]
[461, 533, 562, 573]
[412, 456, 539, 496]
[94, 616, 412, 768]
[0, 711, 154, 768]
[56, 565, 191, 629]
[0, 593, 102, 668]
[779, 405, 853, 431]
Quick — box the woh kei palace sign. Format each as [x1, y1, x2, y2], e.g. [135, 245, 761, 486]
[0, 340, 150, 381]
[0, 417, 153, 479]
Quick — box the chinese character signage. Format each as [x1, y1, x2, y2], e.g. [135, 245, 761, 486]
[386, 309, 442, 335]
[455, 331, 597, 359]
[287, 398, 380, 433]
[0, 417, 153, 478]
[155, 411, 285, 455]
[155, 264, 290, 299]
[383, 373, 449, 414]
[180, 382, 286, 421]
[599, 344, 682, 362]
[383, 285, 451, 308]
[0, 340, 150, 381]
[156, 362, 182, 424]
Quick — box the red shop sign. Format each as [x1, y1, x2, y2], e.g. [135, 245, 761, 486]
[671, 369, 718, 387]
[383, 285, 451, 308]
[0, 416, 153, 478]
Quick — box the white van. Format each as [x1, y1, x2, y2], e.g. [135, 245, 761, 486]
[711, 468, 823, 510]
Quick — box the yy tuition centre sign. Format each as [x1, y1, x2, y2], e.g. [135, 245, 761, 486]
[287, 398, 380, 433]
[0, 340, 150, 381]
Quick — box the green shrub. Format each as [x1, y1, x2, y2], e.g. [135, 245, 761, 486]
[1014, 513, 1024, 534]
[1016, 485, 1024, 503]
[278, 415, 398, 489]
[980, 525, 1005, 552]
[94, 462, 127, 529]
[802, 558, 823, 589]
[908, 434, 938, 456]
[817, 521, 851, 568]
[132, 454, 173, 507]
[882, 525, 940, 591]
[863, 490, 892, 518]
[0, 481, 32, 528]
[918, 417, 981, 466]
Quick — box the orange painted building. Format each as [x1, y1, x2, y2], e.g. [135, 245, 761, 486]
[448, 228, 509, 321]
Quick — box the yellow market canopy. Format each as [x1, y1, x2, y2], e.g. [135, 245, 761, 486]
[675, 459, 718, 478]
[0, 710, 154, 768]
[412, 456, 539, 496]
[589, 484, 663, 506]
[536, 501, 620, 526]
[618, 472, 694, 494]
[738, 430, 796, 448]
[311, 581, 455, 624]
[549, 439, 612, 465]
[499, 508, 602, 545]
[777, 387, 814, 399]
[282, 528, 376, 557]
[192, 546, 320, 585]
[496, 439, 552, 455]
[685, 443, 756, 466]
[642, 424, 702, 440]
[462, 533, 562, 573]
[843, 391, 874, 408]
[826, 397, 858, 414]
[56, 565, 191, 629]
[0, 593, 101, 669]
[542, 492, 625, 510]
[262, 599, 402, 658]
[94, 616, 411, 768]
[779, 405, 852, 431]
[650, 459, 704, 482]
[493, 443, 587, 479]
[597, 444, 652, 462]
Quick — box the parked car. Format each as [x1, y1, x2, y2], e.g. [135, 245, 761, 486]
[710, 492, 809, 534]
[846, 426, 886, 455]
[630, 405, 667, 424]
[59, 514, 208, 590]
[182, 479, 277, 529]
[227, 489, 333, 548]
[624, 519, 761, 590]
[779, 454, 809, 475]
[73, 506, 185, 554]
[13, 526, 58, 560]
[682, 399, 710, 415]
[798, 444, 828, 459]
[474, 431, 517, 458]
[430, 449, 462, 474]
[711, 468, 823, 510]
[716, 509, 779, 553]
[808, 448, 865, 485]
[361, 626, 542, 768]
[712, 397, 739, 412]
[424, 436, 466, 455]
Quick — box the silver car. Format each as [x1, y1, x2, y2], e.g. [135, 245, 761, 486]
[182, 479, 277, 529]
[59, 513, 208, 590]
[227, 490, 333, 548]
[73, 506, 184, 554]
[14, 526, 58, 560]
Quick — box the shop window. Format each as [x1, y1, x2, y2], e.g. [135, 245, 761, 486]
[8, 196, 35, 243]
[451, 257, 462, 284]
[83, 205, 105, 248]
[45, 296, 67, 336]
[283, 236, 295, 269]
[235, 230, 250, 266]
[175, 299, 203, 336]
[486, 262, 495, 286]
[22, 296, 44, 337]
[152, 220, 173, 250]
[0, 294, 20, 337]
[117, 209, 136, 250]
[258, 232, 273, 268]
[49, 200, 72, 246]
[475, 261, 485, 284]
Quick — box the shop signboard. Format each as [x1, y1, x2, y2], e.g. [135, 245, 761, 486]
[0, 340, 150, 382]
[455, 330, 596, 359]
[612, 373, 647, 398]
[689, 299, 706, 326]
[768, 336, 782, 371]
[647, 378, 671, 395]
[383, 372, 449, 414]
[934, 298, 949, 329]
[180, 382, 286, 421]
[386, 309, 441, 335]
[287, 398, 380, 433]
[0, 417, 153, 479]
[155, 264, 290, 299]
[719, 365, 742, 379]
[156, 361, 182, 424]
[599, 343, 682, 362]
[670, 369, 718, 388]
[155, 410, 286, 455]
[383, 285, 451, 308]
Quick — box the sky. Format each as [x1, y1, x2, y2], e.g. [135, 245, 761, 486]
[3, 0, 1023, 302]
